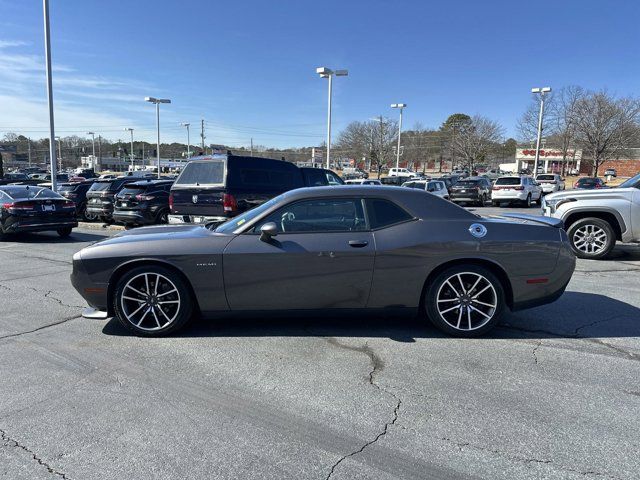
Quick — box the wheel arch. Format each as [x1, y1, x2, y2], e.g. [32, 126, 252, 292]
[563, 209, 624, 241]
[419, 258, 514, 310]
[107, 259, 200, 317]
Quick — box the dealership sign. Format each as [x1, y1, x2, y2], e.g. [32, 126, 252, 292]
[516, 148, 581, 161]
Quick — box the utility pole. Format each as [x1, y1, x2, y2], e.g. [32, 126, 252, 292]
[28, 138, 32, 166]
[181, 123, 191, 158]
[379, 115, 384, 175]
[250, 138, 253, 156]
[200, 119, 205, 150]
[532, 87, 552, 173]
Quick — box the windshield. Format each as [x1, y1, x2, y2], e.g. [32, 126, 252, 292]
[618, 173, 640, 188]
[214, 195, 282, 233]
[495, 177, 521, 185]
[117, 186, 147, 196]
[578, 178, 599, 184]
[455, 180, 480, 187]
[175, 160, 225, 186]
[89, 181, 113, 191]
[537, 174, 555, 181]
[57, 184, 77, 192]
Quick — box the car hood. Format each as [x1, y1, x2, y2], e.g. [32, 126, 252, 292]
[88, 224, 224, 248]
[545, 187, 633, 202]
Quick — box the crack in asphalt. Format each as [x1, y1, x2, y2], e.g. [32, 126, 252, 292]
[0, 315, 82, 341]
[321, 338, 402, 480]
[499, 314, 639, 362]
[0, 282, 85, 309]
[532, 340, 542, 365]
[438, 436, 620, 479]
[1, 428, 71, 479]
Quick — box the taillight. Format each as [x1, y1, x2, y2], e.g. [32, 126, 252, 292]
[595, 183, 601, 189]
[574, 182, 579, 188]
[2, 202, 35, 210]
[168, 192, 174, 211]
[63, 200, 75, 208]
[135, 194, 154, 201]
[223, 193, 237, 213]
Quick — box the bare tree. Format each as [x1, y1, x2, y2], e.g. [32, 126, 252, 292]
[570, 91, 640, 176]
[336, 118, 396, 173]
[451, 115, 504, 171]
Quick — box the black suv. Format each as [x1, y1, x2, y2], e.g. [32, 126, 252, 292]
[112, 179, 174, 226]
[58, 181, 97, 220]
[169, 155, 343, 224]
[85, 177, 139, 222]
[449, 176, 492, 206]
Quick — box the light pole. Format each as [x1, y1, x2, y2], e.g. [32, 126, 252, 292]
[316, 67, 348, 169]
[124, 128, 135, 171]
[532, 87, 551, 173]
[145, 97, 171, 179]
[42, 0, 57, 190]
[181, 122, 191, 158]
[391, 103, 407, 170]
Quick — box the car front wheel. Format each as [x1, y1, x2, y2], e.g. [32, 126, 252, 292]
[425, 265, 505, 337]
[567, 217, 615, 259]
[113, 265, 194, 336]
[57, 227, 73, 238]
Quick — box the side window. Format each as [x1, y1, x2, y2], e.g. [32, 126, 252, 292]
[305, 170, 328, 187]
[325, 172, 343, 185]
[255, 198, 366, 233]
[365, 199, 413, 229]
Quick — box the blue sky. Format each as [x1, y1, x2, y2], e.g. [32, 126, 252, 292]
[1, 0, 639, 148]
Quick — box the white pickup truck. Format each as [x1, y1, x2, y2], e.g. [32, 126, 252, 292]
[542, 173, 640, 259]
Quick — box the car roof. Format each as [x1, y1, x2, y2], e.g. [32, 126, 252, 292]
[276, 185, 476, 220]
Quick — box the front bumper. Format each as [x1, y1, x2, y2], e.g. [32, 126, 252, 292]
[70, 253, 109, 312]
[169, 214, 227, 225]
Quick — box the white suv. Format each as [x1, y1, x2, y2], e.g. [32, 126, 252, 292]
[491, 176, 543, 207]
[536, 173, 566, 194]
[543, 172, 640, 259]
[388, 168, 415, 178]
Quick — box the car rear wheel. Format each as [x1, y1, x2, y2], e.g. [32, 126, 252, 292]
[425, 265, 505, 337]
[113, 265, 193, 336]
[523, 194, 532, 207]
[57, 227, 72, 238]
[567, 217, 615, 259]
[82, 205, 98, 221]
[156, 209, 169, 224]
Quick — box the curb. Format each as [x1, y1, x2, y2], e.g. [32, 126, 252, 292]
[77, 222, 125, 231]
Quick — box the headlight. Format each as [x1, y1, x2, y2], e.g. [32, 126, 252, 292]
[544, 197, 576, 213]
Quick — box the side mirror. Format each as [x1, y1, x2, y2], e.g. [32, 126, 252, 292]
[259, 222, 278, 242]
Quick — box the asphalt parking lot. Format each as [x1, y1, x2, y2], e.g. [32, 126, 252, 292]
[1, 213, 639, 480]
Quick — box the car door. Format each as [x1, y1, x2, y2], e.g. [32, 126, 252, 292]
[632, 187, 640, 239]
[222, 197, 375, 310]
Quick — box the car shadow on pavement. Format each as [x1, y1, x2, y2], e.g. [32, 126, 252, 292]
[102, 292, 640, 342]
[0, 231, 108, 243]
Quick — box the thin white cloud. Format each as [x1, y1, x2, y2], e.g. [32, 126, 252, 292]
[0, 40, 29, 48]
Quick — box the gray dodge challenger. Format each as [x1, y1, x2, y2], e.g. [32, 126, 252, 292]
[71, 186, 576, 337]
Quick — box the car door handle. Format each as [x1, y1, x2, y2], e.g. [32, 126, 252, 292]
[348, 240, 369, 248]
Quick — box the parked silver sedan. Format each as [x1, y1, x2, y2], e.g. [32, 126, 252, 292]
[71, 186, 575, 337]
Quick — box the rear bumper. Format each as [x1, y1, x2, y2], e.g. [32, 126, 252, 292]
[1, 217, 77, 234]
[169, 214, 227, 225]
[450, 192, 481, 202]
[86, 203, 114, 218]
[492, 191, 528, 201]
[113, 209, 155, 225]
[511, 234, 576, 311]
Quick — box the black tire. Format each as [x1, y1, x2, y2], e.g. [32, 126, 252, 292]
[57, 227, 73, 238]
[113, 265, 193, 336]
[425, 265, 505, 337]
[155, 209, 169, 224]
[566, 217, 616, 260]
[82, 205, 98, 222]
[523, 194, 532, 208]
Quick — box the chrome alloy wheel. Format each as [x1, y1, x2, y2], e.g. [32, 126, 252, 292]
[572, 224, 607, 255]
[435, 272, 498, 332]
[120, 273, 181, 331]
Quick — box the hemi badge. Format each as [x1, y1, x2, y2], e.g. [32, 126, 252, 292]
[526, 278, 548, 284]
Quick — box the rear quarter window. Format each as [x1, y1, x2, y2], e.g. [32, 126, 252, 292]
[495, 177, 521, 186]
[365, 198, 413, 229]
